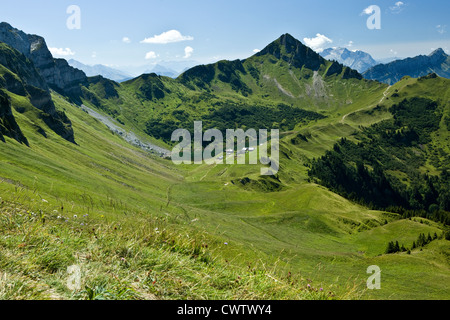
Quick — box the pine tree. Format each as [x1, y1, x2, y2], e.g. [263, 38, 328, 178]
[417, 233, 426, 247]
[385, 241, 395, 254]
[394, 241, 400, 252]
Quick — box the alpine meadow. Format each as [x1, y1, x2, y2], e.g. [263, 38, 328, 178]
[0, 1, 449, 303]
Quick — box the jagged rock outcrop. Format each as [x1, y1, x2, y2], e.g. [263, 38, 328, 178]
[0, 22, 88, 99]
[0, 38, 75, 143]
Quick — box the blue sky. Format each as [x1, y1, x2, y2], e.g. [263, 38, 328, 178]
[1, 0, 449, 67]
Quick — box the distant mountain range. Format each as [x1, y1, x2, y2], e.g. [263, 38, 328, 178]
[68, 60, 200, 81]
[320, 47, 377, 73]
[115, 60, 200, 79]
[68, 60, 132, 82]
[362, 48, 450, 85]
[144, 64, 179, 78]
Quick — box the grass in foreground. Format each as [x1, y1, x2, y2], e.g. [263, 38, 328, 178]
[0, 184, 344, 300]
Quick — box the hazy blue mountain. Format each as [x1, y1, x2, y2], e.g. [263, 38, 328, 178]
[375, 57, 403, 64]
[320, 47, 377, 73]
[363, 48, 450, 84]
[68, 59, 132, 82]
[144, 64, 179, 78]
[119, 60, 200, 78]
[158, 60, 200, 74]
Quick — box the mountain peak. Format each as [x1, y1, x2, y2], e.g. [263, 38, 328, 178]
[279, 33, 297, 43]
[255, 33, 325, 71]
[429, 48, 446, 57]
[0, 21, 13, 29]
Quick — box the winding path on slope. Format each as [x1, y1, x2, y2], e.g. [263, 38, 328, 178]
[340, 86, 391, 124]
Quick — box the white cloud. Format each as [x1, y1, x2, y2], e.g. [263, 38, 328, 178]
[122, 37, 131, 44]
[183, 46, 194, 59]
[91, 51, 97, 58]
[390, 1, 405, 14]
[253, 49, 261, 53]
[141, 30, 194, 44]
[436, 25, 446, 34]
[347, 41, 354, 47]
[49, 47, 75, 56]
[361, 6, 375, 15]
[145, 51, 159, 60]
[303, 34, 333, 53]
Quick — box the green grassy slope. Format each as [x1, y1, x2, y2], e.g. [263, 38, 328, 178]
[1, 90, 336, 300]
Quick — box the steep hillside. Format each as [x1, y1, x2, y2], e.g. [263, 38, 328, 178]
[310, 77, 450, 221]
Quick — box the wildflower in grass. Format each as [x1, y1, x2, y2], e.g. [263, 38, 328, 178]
[224, 242, 228, 245]
[73, 215, 77, 218]
[57, 216, 62, 219]
[42, 199, 48, 203]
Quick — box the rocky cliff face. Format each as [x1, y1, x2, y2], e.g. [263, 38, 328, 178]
[0, 90, 28, 145]
[0, 30, 75, 143]
[0, 42, 48, 92]
[0, 22, 88, 98]
[363, 48, 450, 84]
